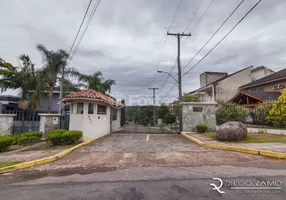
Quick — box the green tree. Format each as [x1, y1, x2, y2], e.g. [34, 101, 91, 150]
[266, 90, 286, 127]
[164, 112, 176, 126]
[158, 103, 169, 119]
[0, 55, 44, 131]
[216, 103, 249, 124]
[79, 71, 116, 93]
[37, 44, 79, 113]
[182, 93, 201, 102]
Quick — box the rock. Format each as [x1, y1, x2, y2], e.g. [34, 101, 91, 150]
[216, 121, 247, 141]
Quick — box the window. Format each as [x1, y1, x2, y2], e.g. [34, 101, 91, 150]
[97, 104, 107, 115]
[76, 103, 84, 114]
[88, 103, 94, 114]
[112, 108, 117, 121]
[70, 103, 73, 114]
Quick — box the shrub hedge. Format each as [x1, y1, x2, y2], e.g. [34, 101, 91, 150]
[46, 130, 82, 145]
[48, 129, 67, 135]
[196, 124, 208, 133]
[0, 136, 15, 152]
[18, 136, 40, 146]
[21, 131, 43, 138]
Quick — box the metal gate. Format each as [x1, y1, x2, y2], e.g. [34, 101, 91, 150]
[2, 110, 41, 134]
[114, 121, 178, 134]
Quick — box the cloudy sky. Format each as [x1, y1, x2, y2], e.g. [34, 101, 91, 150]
[1, 0, 286, 105]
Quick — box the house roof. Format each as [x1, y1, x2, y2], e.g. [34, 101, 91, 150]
[230, 91, 281, 102]
[61, 89, 122, 106]
[251, 66, 274, 73]
[189, 66, 253, 94]
[240, 68, 286, 89]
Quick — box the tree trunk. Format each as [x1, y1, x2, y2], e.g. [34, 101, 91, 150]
[32, 108, 36, 130]
[21, 109, 25, 133]
[48, 84, 54, 113]
[58, 71, 64, 113]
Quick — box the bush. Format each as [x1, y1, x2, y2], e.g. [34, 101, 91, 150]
[48, 129, 67, 135]
[254, 103, 272, 125]
[46, 130, 82, 145]
[62, 131, 83, 144]
[266, 90, 286, 127]
[0, 136, 15, 152]
[196, 124, 208, 133]
[18, 136, 40, 146]
[21, 131, 43, 138]
[216, 103, 249, 125]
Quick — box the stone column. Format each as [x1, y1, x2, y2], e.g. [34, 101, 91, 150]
[39, 114, 62, 138]
[181, 102, 217, 132]
[0, 114, 16, 135]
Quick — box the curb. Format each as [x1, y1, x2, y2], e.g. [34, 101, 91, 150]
[0, 138, 95, 174]
[181, 133, 286, 159]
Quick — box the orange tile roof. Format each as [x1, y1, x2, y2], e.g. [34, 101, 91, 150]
[62, 89, 121, 106]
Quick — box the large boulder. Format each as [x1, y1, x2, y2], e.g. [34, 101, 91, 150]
[216, 121, 247, 141]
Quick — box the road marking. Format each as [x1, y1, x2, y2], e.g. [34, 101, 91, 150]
[146, 134, 150, 142]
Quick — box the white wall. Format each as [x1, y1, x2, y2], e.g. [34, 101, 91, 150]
[112, 109, 121, 132]
[68, 101, 112, 141]
[215, 68, 253, 102]
[251, 67, 274, 81]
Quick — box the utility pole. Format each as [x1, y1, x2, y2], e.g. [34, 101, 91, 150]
[167, 32, 191, 133]
[149, 87, 159, 126]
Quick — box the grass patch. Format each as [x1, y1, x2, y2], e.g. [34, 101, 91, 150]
[26, 141, 82, 151]
[203, 132, 286, 143]
[0, 161, 20, 168]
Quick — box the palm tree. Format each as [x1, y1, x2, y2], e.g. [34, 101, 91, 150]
[36, 44, 79, 113]
[17, 54, 44, 131]
[79, 71, 116, 93]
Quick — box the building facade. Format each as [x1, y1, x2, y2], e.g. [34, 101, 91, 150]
[61, 89, 122, 141]
[230, 68, 286, 107]
[189, 66, 274, 103]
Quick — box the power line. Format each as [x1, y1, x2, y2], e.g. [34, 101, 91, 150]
[162, 82, 178, 99]
[160, 0, 211, 95]
[180, 0, 215, 55]
[68, 0, 93, 56]
[182, 0, 262, 77]
[155, 0, 183, 72]
[190, 0, 215, 33]
[69, 0, 102, 64]
[182, 0, 204, 33]
[181, 0, 245, 72]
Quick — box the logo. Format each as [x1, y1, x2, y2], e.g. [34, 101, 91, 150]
[210, 178, 225, 194]
[109, 92, 125, 109]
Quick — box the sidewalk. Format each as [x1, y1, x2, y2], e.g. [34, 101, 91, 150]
[189, 133, 286, 153]
[0, 149, 63, 163]
[247, 127, 286, 135]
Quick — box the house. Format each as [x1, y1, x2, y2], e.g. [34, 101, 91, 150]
[61, 89, 122, 141]
[0, 95, 20, 112]
[230, 68, 286, 107]
[189, 66, 274, 102]
[28, 87, 60, 113]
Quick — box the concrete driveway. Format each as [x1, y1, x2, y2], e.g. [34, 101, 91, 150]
[24, 133, 285, 172]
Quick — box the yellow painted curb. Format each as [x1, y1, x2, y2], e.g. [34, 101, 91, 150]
[259, 150, 286, 159]
[181, 133, 205, 147]
[205, 143, 228, 150]
[182, 134, 286, 159]
[0, 138, 95, 174]
[226, 145, 259, 155]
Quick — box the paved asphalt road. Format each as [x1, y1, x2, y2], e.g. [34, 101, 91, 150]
[1, 172, 286, 200]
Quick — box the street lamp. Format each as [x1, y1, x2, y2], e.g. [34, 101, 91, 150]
[157, 70, 178, 83]
[157, 70, 182, 134]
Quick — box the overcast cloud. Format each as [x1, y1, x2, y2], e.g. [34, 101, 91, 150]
[1, 0, 286, 105]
